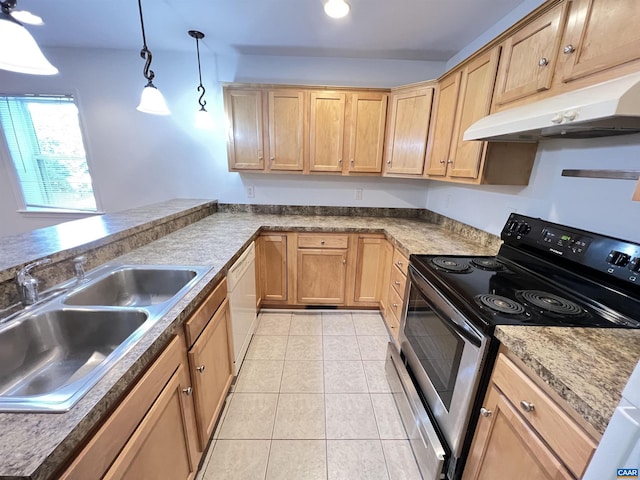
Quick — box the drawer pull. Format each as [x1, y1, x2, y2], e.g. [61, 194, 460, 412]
[520, 400, 535, 412]
[393, 303, 398, 308]
[196, 365, 206, 373]
[396, 261, 403, 267]
[182, 387, 193, 396]
[321, 240, 325, 245]
[480, 407, 492, 417]
[563, 44, 575, 54]
[394, 280, 401, 285]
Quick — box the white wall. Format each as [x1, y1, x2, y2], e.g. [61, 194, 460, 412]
[0, 47, 442, 236]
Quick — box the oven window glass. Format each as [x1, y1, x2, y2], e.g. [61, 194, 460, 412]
[404, 285, 465, 411]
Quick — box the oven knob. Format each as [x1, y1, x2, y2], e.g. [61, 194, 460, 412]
[517, 223, 531, 235]
[507, 221, 520, 233]
[630, 257, 640, 273]
[608, 250, 631, 267]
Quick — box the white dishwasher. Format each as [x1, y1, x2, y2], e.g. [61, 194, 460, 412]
[227, 242, 257, 375]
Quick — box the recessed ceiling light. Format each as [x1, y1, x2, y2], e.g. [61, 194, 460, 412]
[324, 0, 350, 19]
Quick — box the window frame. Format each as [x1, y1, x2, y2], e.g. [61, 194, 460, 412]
[0, 90, 103, 215]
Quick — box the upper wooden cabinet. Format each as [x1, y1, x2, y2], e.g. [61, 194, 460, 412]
[268, 89, 305, 171]
[425, 72, 461, 176]
[309, 91, 347, 172]
[558, 0, 640, 83]
[383, 84, 435, 177]
[494, 2, 570, 105]
[346, 92, 388, 174]
[224, 89, 265, 171]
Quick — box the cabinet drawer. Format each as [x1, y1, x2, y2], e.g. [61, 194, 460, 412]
[492, 354, 597, 478]
[392, 249, 409, 276]
[388, 283, 404, 323]
[390, 265, 407, 297]
[297, 234, 349, 249]
[184, 278, 227, 348]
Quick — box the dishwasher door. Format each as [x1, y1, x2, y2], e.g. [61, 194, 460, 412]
[227, 242, 257, 375]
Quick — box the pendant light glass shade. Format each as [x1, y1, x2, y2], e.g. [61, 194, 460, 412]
[0, 13, 58, 75]
[324, 0, 350, 19]
[195, 107, 214, 130]
[137, 82, 170, 115]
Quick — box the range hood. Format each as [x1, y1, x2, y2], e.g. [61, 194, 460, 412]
[464, 71, 640, 142]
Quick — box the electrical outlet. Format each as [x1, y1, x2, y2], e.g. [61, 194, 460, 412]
[246, 186, 255, 198]
[355, 188, 363, 200]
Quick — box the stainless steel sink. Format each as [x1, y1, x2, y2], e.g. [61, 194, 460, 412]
[0, 264, 209, 412]
[64, 267, 199, 307]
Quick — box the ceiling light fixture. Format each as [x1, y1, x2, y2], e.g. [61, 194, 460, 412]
[324, 0, 350, 19]
[0, 0, 57, 75]
[188, 30, 214, 130]
[136, 0, 170, 115]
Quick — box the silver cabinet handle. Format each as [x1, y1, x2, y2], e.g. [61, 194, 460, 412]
[386, 160, 391, 165]
[439, 159, 446, 164]
[563, 44, 575, 54]
[394, 280, 401, 285]
[320, 240, 325, 245]
[350, 159, 354, 165]
[480, 407, 492, 417]
[196, 365, 206, 373]
[520, 400, 535, 412]
[338, 159, 342, 164]
[393, 303, 398, 308]
[182, 387, 193, 396]
[447, 159, 454, 164]
[538, 57, 549, 67]
[396, 261, 403, 267]
[342, 258, 346, 265]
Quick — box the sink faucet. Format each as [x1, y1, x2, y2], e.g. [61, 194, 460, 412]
[16, 258, 52, 305]
[73, 255, 87, 283]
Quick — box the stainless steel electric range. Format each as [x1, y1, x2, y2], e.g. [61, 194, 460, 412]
[386, 213, 640, 480]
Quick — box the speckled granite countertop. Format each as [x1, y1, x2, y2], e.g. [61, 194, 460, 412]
[0, 209, 498, 480]
[496, 326, 640, 436]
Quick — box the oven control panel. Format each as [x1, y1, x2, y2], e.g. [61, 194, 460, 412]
[502, 213, 640, 285]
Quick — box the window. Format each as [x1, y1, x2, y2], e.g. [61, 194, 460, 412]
[0, 95, 98, 212]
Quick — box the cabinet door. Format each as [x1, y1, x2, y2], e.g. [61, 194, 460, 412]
[494, 3, 569, 105]
[188, 298, 233, 449]
[296, 248, 347, 304]
[268, 89, 305, 171]
[347, 93, 388, 173]
[104, 363, 200, 480]
[384, 87, 434, 176]
[309, 91, 346, 172]
[449, 48, 500, 179]
[259, 234, 288, 302]
[560, 0, 640, 82]
[224, 89, 265, 171]
[463, 384, 573, 480]
[425, 72, 461, 176]
[353, 236, 387, 304]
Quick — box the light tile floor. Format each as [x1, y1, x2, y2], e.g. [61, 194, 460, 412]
[196, 310, 422, 480]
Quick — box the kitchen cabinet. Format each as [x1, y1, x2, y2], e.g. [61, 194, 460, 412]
[352, 235, 389, 306]
[60, 335, 200, 480]
[558, 0, 640, 83]
[309, 91, 347, 173]
[426, 48, 537, 185]
[383, 83, 435, 177]
[258, 233, 290, 304]
[345, 92, 388, 174]
[463, 352, 597, 480]
[184, 280, 233, 449]
[493, 2, 569, 106]
[381, 248, 408, 340]
[224, 88, 265, 171]
[267, 89, 305, 171]
[296, 233, 349, 304]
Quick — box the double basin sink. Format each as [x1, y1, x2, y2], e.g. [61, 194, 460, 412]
[0, 264, 209, 412]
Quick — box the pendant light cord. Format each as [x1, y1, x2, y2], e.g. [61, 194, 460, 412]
[137, 0, 154, 83]
[195, 36, 206, 109]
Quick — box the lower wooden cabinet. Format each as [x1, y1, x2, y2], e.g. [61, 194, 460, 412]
[352, 235, 389, 306]
[463, 352, 597, 480]
[258, 233, 289, 304]
[296, 233, 349, 304]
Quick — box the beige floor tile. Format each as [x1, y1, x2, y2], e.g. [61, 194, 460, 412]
[235, 360, 284, 393]
[323, 312, 356, 335]
[382, 440, 423, 480]
[273, 393, 326, 439]
[266, 440, 327, 480]
[324, 360, 368, 393]
[363, 361, 392, 393]
[280, 360, 324, 393]
[203, 440, 270, 480]
[245, 335, 288, 360]
[357, 335, 390, 361]
[195, 439, 215, 480]
[325, 393, 379, 439]
[213, 392, 234, 439]
[324, 335, 361, 361]
[256, 312, 292, 335]
[290, 313, 324, 335]
[218, 393, 278, 439]
[285, 335, 324, 360]
[327, 440, 389, 480]
[371, 394, 407, 439]
[353, 313, 389, 336]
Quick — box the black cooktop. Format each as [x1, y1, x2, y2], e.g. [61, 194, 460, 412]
[409, 213, 640, 331]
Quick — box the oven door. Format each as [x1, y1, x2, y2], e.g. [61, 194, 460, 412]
[400, 264, 489, 460]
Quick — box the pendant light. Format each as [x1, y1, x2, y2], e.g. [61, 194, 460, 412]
[0, 0, 58, 75]
[188, 30, 214, 130]
[136, 0, 170, 115]
[324, 0, 350, 19]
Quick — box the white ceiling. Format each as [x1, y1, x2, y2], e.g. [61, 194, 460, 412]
[25, 0, 525, 61]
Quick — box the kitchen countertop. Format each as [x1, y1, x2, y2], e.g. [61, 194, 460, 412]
[0, 203, 637, 478]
